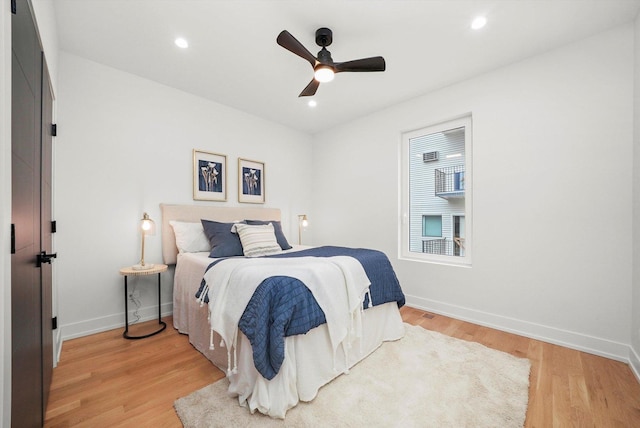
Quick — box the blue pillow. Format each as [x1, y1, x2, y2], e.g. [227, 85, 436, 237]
[245, 220, 292, 250]
[201, 219, 246, 258]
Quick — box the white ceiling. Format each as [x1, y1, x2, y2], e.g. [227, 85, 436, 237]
[53, 0, 640, 135]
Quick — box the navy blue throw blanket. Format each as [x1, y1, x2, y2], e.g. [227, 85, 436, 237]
[238, 276, 327, 379]
[195, 246, 405, 380]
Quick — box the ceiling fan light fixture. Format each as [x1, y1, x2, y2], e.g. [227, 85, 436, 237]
[314, 65, 335, 83]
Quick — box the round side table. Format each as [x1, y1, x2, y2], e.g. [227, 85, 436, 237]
[119, 264, 168, 339]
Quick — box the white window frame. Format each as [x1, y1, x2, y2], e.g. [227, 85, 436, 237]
[399, 115, 473, 267]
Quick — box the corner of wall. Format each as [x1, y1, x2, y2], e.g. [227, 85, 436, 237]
[29, 0, 59, 94]
[631, 8, 640, 371]
[630, 345, 640, 384]
[1, 2, 11, 426]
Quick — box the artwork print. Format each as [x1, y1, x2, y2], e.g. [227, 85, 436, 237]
[193, 150, 227, 201]
[242, 167, 261, 196]
[199, 160, 222, 193]
[238, 158, 265, 203]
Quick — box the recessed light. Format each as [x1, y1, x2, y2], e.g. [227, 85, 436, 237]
[175, 38, 189, 48]
[308, 100, 317, 108]
[471, 16, 487, 30]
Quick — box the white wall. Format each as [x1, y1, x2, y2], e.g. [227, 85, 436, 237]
[31, 0, 58, 94]
[55, 52, 313, 339]
[312, 25, 635, 360]
[631, 12, 640, 379]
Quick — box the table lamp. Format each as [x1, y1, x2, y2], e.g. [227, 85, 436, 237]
[133, 212, 155, 270]
[298, 214, 308, 245]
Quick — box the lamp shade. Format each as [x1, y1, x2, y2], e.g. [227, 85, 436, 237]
[140, 212, 156, 235]
[298, 214, 309, 245]
[133, 212, 155, 270]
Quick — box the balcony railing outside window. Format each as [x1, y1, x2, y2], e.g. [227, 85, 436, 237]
[422, 238, 452, 255]
[422, 238, 464, 256]
[435, 165, 465, 198]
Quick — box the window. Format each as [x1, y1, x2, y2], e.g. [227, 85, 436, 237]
[422, 215, 442, 237]
[400, 115, 472, 265]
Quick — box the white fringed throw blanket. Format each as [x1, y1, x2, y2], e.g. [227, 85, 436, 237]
[201, 256, 371, 376]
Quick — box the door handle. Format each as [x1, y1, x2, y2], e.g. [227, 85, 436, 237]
[37, 251, 57, 267]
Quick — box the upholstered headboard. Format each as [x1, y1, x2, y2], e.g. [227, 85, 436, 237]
[160, 203, 281, 265]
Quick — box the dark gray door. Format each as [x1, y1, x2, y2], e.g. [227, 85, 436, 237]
[40, 59, 54, 415]
[11, 0, 54, 425]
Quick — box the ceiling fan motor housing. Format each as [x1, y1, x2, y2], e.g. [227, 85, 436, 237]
[315, 27, 333, 47]
[317, 47, 333, 65]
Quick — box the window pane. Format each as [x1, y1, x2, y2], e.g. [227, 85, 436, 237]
[422, 215, 442, 237]
[404, 117, 470, 262]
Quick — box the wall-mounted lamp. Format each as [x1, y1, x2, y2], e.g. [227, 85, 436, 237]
[298, 214, 309, 245]
[133, 212, 156, 270]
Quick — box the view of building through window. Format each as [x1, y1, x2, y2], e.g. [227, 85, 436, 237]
[403, 116, 470, 263]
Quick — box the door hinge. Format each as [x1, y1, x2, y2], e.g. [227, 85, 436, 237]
[51, 123, 57, 137]
[51, 220, 57, 233]
[36, 251, 57, 267]
[10, 224, 15, 254]
[52, 316, 58, 330]
[11, 0, 16, 14]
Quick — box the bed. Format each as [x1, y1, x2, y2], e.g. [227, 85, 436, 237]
[160, 203, 405, 418]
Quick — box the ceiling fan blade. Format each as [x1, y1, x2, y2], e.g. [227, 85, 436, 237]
[335, 56, 386, 73]
[277, 30, 317, 67]
[299, 79, 320, 97]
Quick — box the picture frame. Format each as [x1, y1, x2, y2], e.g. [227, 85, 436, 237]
[193, 149, 227, 201]
[238, 158, 265, 204]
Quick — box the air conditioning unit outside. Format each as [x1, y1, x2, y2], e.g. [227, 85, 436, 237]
[423, 151, 439, 162]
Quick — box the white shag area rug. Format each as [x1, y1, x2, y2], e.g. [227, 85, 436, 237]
[175, 324, 531, 427]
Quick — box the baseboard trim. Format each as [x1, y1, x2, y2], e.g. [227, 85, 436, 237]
[630, 345, 640, 384]
[60, 302, 173, 342]
[405, 294, 630, 363]
[58, 296, 636, 371]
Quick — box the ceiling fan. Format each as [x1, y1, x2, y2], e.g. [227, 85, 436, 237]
[276, 27, 386, 97]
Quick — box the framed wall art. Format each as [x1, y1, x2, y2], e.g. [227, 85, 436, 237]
[238, 158, 265, 204]
[193, 149, 227, 201]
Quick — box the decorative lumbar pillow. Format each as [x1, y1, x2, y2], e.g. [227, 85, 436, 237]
[201, 219, 246, 258]
[245, 219, 292, 250]
[170, 221, 211, 253]
[232, 223, 283, 257]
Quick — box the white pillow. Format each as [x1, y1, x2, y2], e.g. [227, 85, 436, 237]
[232, 223, 282, 257]
[170, 221, 211, 253]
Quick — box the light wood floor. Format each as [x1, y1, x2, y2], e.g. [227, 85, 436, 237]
[44, 307, 640, 427]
